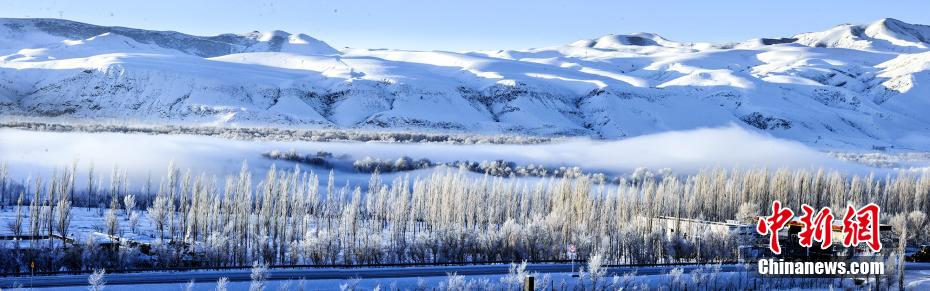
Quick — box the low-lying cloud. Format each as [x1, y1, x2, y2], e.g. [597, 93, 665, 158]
[0, 125, 875, 186]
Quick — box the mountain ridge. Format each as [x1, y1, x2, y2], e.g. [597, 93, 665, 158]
[3, 18, 930, 150]
[0, 18, 338, 57]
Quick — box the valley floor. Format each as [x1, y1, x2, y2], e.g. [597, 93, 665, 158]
[2, 125, 930, 290]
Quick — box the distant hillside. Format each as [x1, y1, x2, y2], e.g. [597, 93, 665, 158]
[3, 18, 930, 149]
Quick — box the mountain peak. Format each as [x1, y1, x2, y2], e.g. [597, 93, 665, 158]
[570, 32, 682, 49]
[793, 18, 930, 52]
[240, 30, 338, 55]
[865, 17, 930, 44]
[874, 17, 906, 26]
[258, 30, 292, 41]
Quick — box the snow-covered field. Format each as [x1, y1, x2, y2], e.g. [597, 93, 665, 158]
[0, 206, 153, 243]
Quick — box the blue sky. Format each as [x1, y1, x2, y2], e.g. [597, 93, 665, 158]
[2, 0, 929, 51]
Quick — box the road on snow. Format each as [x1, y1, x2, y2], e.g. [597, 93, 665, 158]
[0, 263, 731, 288]
[4, 263, 930, 288]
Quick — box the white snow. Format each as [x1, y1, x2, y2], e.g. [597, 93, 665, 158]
[3, 18, 930, 149]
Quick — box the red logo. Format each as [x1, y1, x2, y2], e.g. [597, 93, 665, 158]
[841, 204, 882, 252]
[797, 204, 834, 249]
[757, 201, 882, 254]
[756, 201, 794, 254]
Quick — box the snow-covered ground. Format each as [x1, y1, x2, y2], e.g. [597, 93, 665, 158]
[0, 207, 154, 243]
[4, 18, 930, 149]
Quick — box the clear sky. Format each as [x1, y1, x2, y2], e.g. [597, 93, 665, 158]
[2, 0, 929, 51]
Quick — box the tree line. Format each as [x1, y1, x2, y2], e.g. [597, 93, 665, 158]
[0, 161, 927, 275]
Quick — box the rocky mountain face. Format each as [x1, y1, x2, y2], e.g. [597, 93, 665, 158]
[3, 18, 930, 149]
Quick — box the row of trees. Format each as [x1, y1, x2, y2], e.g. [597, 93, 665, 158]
[0, 120, 552, 145]
[1, 162, 928, 274]
[134, 162, 726, 267]
[264, 149, 625, 183]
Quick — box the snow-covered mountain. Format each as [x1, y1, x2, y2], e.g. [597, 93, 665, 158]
[3, 17, 930, 149]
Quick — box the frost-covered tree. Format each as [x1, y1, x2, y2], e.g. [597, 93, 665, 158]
[908, 211, 927, 243]
[215, 277, 228, 291]
[86, 163, 96, 208]
[443, 272, 466, 291]
[88, 269, 106, 291]
[249, 262, 269, 291]
[587, 252, 607, 290]
[736, 202, 759, 224]
[667, 267, 685, 290]
[6, 192, 23, 236]
[499, 261, 527, 290]
[147, 189, 168, 242]
[29, 178, 41, 239]
[0, 162, 7, 207]
[104, 204, 119, 238]
[56, 191, 72, 243]
[128, 212, 140, 234]
[183, 280, 195, 291]
[891, 211, 925, 291]
[339, 278, 360, 291]
[123, 195, 135, 217]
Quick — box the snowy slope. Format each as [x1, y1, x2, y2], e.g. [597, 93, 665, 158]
[794, 18, 930, 52]
[3, 18, 930, 149]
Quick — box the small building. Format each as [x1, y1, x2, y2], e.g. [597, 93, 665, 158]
[654, 216, 750, 239]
